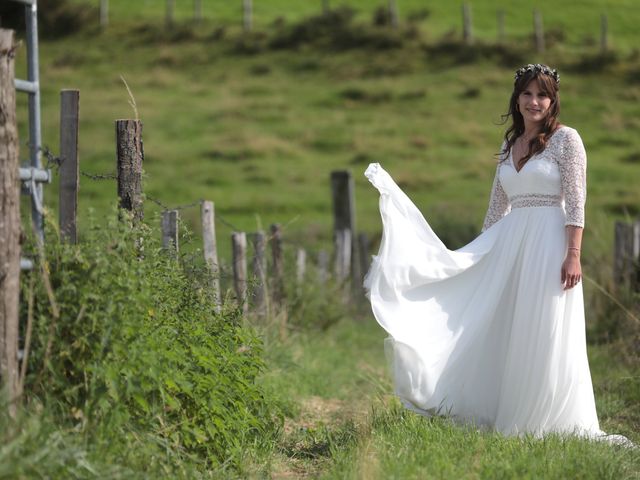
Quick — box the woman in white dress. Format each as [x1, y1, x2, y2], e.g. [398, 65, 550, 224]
[364, 64, 626, 442]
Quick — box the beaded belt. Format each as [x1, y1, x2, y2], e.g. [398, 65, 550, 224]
[510, 193, 562, 209]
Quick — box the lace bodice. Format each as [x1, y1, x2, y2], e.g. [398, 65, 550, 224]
[482, 126, 587, 232]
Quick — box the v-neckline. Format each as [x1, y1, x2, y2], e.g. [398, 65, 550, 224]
[509, 126, 567, 174]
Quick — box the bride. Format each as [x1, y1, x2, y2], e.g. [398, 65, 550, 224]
[364, 63, 630, 444]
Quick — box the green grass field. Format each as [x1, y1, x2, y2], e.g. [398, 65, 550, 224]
[6, 2, 640, 477]
[255, 317, 639, 479]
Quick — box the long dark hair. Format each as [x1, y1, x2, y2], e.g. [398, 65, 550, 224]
[499, 67, 560, 169]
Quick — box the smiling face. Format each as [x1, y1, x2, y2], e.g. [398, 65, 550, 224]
[517, 79, 553, 126]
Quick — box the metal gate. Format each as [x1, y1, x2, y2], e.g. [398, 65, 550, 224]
[10, 0, 49, 269]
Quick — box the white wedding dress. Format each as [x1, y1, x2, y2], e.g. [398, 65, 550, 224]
[364, 126, 626, 441]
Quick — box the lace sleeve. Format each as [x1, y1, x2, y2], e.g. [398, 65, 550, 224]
[558, 128, 587, 228]
[481, 163, 511, 232]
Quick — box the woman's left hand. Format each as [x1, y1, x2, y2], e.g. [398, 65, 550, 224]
[561, 251, 582, 290]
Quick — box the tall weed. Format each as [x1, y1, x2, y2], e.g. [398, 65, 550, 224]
[18, 206, 282, 473]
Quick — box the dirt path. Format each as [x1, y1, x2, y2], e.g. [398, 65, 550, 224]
[271, 395, 370, 479]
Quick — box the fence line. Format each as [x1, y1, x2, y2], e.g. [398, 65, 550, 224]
[90, 2, 618, 56]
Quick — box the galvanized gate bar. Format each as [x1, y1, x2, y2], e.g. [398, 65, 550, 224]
[14, 79, 38, 93]
[9, 0, 44, 270]
[19, 167, 50, 182]
[23, 0, 44, 241]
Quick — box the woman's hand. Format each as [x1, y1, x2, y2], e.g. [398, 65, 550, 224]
[561, 250, 582, 290]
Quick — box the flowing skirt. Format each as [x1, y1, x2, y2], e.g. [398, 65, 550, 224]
[364, 163, 603, 437]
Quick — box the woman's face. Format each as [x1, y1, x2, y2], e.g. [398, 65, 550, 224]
[517, 79, 553, 125]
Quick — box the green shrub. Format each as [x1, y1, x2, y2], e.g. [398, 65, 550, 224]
[20, 207, 282, 471]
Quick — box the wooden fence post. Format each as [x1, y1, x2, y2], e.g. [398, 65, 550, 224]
[161, 210, 179, 254]
[533, 9, 545, 53]
[296, 247, 306, 292]
[166, 0, 175, 28]
[317, 249, 328, 286]
[322, 0, 330, 15]
[600, 14, 608, 53]
[194, 0, 203, 23]
[462, 3, 473, 45]
[270, 223, 285, 308]
[331, 170, 357, 293]
[497, 9, 505, 44]
[243, 0, 252, 32]
[232, 232, 248, 314]
[59, 89, 79, 244]
[201, 201, 221, 311]
[334, 229, 351, 282]
[100, 0, 109, 28]
[0, 28, 21, 413]
[632, 221, 640, 292]
[388, 0, 399, 28]
[116, 119, 144, 222]
[614, 221, 633, 290]
[358, 232, 371, 281]
[250, 231, 267, 317]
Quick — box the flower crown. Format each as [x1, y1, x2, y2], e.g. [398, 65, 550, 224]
[514, 64, 560, 85]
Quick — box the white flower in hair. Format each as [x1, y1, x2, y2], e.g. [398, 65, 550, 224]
[514, 64, 560, 85]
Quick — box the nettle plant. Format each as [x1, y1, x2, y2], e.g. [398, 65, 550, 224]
[21, 206, 282, 468]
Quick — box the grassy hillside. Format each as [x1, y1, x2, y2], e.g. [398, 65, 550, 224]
[65, 0, 640, 52]
[13, 13, 640, 250]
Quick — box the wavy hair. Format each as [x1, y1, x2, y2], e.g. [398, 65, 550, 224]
[498, 66, 560, 169]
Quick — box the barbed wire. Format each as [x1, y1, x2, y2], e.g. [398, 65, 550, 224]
[80, 171, 118, 180]
[0, 41, 20, 59]
[27, 144, 298, 242]
[145, 195, 203, 213]
[216, 213, 242, 232]
[39, 145, 63, 171]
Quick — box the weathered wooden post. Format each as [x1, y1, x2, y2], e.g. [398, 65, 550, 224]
[600, 13, 608, 53]
[194, 0, 203, 22]
[59, 89, 79, 244]
[533, 9, 545, 53]
[317, 249, 328, 286]
[232, 232, 248, 314]
[100, 0, 109, 28]
[270, 223, 285, 308]
[116, 119, 144, 222]
[322, 0, 330, 15]
[331, 170, 358, 295]
[0, 29, 20, 413]
[497, 10, 505, 45]
[358, 232, 371, 281]
[334, 229, 351, 282]
[243, 0, 253, 32]
[166, 0, 175, 28]
[250, 231, 267, 317]
[388, 0, 399, 28]
[462, 3, 473, 45]
[201, 201, 221, 311]
[161, 210, 179, 254]
[632, 220, 640, 293]
[296, 247, 306, 292]
[614, 221, 633, 290]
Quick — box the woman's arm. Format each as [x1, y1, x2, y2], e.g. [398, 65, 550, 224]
[558, 128, 587, 290]
[562, 226, 582, 290]
[482, 144, 511, 232]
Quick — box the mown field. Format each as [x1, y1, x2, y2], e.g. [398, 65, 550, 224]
[5, 1, 640, 478]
